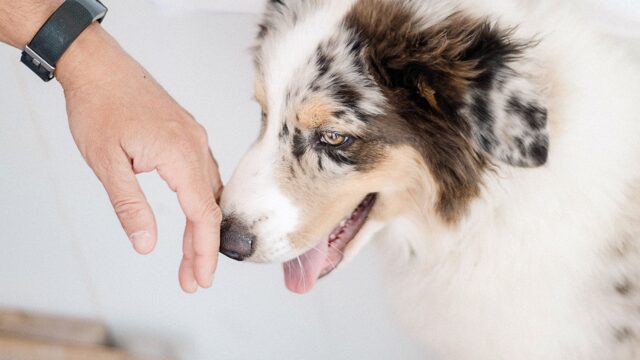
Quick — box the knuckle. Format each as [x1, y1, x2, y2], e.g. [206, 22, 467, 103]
[162, 118, 209, 158]
[86, 145, 115, 174]
[192, 124, 209, 148]
[113, 197, 147, 223]
[163, 120, 188, 142]
[194, 198, 221, 223]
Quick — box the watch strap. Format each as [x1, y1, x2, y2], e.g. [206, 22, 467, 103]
[21, 0, 108, 82]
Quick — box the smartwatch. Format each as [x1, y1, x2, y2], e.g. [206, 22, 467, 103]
[21, 0, 108, 82]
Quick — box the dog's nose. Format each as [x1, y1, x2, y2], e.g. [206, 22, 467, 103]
[219, 215, 256, 261]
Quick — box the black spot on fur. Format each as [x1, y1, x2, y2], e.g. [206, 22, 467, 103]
[257, 23, 269, 39]
[316, 49, 333, 78]
[280, 123, 290, 139]
[615, 327, 635, 343]
[507, 96, 548, 130]
[470, 93, 493, 126]
[479, 134, 495, 153]
[514, 137, 526, 156]
[285, 90, 293, 105]
[333, 79, 361, 106]
[464, 26, 529, 91]
[324, 149, 356, 166]
[258, 111, 267, 140]
[528, 137, 549, 165]
[615, 278, 634, 296]
[470, 93, 497, 153]
[289, 164, 296, 179]
[332, 78, 368, 122]
[292, 128, 307, 161]
[349, 37, 365, 56]
[317, 156, 324, 170]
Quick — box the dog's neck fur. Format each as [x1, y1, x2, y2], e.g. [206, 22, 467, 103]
[376, 44, 640, 357]
[372, 8, 640, 353]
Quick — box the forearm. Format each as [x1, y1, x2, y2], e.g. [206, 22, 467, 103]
[0, 0, 136, 93]
[0, 0, 63, 48]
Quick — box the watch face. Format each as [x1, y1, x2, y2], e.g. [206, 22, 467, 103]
[76, 0, 108, 22]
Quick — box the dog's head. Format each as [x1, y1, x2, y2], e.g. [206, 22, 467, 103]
[220, 0, 548, 293]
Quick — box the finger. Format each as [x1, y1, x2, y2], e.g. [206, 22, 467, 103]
[181, 178, 220, 289]
[94, 151, 158, 255]
[159, 154, 221, 289]
[179, 220, 198, 293]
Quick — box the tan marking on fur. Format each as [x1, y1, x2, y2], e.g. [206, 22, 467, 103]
[350, 146, 442, 226]
[255, 76, 267, 110]
[275, 145, 445, 251]
[297, 96, 334, 129]
[277, 168, 366, 252]
[254, 74, 269, 140]
[417, 82, 440, 110]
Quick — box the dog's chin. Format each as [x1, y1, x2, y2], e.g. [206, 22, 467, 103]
[282, 193, 378, 294]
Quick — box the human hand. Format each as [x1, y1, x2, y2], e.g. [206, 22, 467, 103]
[56, 24, 223, 293]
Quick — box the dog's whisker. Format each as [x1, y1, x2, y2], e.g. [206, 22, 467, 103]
[296, 255, 307, 291]
[310, 245, 337, 270]
[328, 243, 345, 257]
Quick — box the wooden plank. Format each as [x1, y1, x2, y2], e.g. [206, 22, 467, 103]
[0, 309, 107, 347]
[0, 335, 170, 360]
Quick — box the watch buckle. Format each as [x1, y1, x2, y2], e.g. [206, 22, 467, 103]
[22, 46, 55, 81]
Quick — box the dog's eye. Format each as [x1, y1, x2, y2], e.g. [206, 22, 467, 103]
[320, 131, 350, 146]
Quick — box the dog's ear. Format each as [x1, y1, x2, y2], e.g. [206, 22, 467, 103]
[365, 13, 549, 168]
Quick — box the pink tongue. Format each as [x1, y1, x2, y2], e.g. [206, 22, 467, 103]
[283, 239, 328, 294]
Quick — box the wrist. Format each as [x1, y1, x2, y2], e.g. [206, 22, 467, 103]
[56, 23, 127, 91]
[0, 0, 63, 49]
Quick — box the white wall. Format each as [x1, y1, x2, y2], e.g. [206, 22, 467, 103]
[0, 2, 425, 360]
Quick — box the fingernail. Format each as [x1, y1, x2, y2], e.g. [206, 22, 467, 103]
[189, 279, 199, 293]
[204, 274, 214, 289]
[129, 231, 153, 254]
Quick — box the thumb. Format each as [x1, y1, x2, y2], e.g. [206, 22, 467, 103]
[93, 152, 158, 254]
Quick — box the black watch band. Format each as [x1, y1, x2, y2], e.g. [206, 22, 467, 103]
[21, 0, 108, 82]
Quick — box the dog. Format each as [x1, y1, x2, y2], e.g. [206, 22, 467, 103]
[218, 0, 640, 358]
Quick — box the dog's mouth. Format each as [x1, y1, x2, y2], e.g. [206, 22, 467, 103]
[283, 193, 377, 294]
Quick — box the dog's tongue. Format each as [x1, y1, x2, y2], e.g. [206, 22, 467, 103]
[283, 239, 328, 294]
